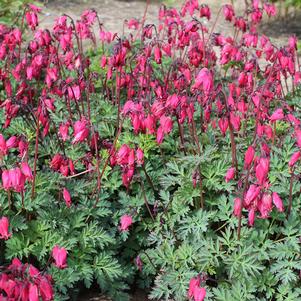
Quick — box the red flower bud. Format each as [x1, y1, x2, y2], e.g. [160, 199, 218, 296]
[119, 215, 133, 232]
[52, 245, 67, 269]
[0, 217, 11, 240]
[63, 188, 72, 208]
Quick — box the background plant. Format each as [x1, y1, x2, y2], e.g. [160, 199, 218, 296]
[0, 1, 301, 301]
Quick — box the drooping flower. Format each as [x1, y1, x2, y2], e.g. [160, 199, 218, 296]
[50, 154, 64, 170]
[193, 286, 206, 301]
[245, 184, 260, 206]
[258, 193, 273, 218]
[59, 122, 70, 141]
[117, 144, 131, 165]
[192, 68, 213, 94]
[255, 158, 270, 185]
[119, 215, 133, 232]
[264, 3, 277, 17]
[1, 170, 11, 190]
[248, 207, 256, 226]
[218, 118, 229, 136]
[136, 148, 144, 166]
[0, 134, 7, 155]
[72, 119, 89, 144]
[223, 4, 235, 22]
[0, 217, 11, 240]
[52, 245, 68, 269]
[9, 168, 26, 192]
[67, 85, 81, 101]
[233, 198, 242, 217]
[295, 129, 301, 148]
[39, 278, 54, 301]
[270, 108, 284, 122]
[188, 276, 200, 299]
[135, 256, 143, 272]
[289, 151, 300, 167]
[29, 283, 39, 301]
[272, 192, 284, 212]
[20, 162, 33, 181]
[63, 188, 72, 208]
[200, 4, 210, 20]
[154, 45, 162, 64]
[160, 115, 173, 134]
[225, 167, 235, 182]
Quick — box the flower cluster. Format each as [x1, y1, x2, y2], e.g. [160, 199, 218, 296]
[0, 258, 53, 301]
[111, 145, 144, 187]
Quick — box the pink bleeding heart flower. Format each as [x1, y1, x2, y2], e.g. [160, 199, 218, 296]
[233, 198, 242, 217]
[295, 129, 301, 148]
[188, 276, 200, 299]
[72, 119, 89, 144]
[258, 193, 273, 218]
[29, 283, 39, 301]
[157, 115, 173, 144]
[119, 215, 133, 232]
[59, 122, 70, 141]
[29, 264, 40, 278]
[39, 277, 54, 301]
[128, 149, 135, 166]
[0, 217, 12, 240]
[9, 258, 22, 272]
[245, 184, 260, 206]
[52, 245, 68, 269]
[244, 146, 255, 168]
[230, 113, 241, 131]
[1, 170, 11, 190]
[255, 158, 270, 185]
[223, 4, 235, 21]
[9, 168, 26, 192]
[166, 94, 180, 110]
[50, 154, 64, 171]
[156, 127, 165, 144]
[25, 11, 38, 31]
[192, 68, 213, 94]
[200, 4, 210, 20]
[218, 118, 229, 136]
[67, 85, 81, 101]
[154, 45, 162, 64]
[0, 134, 7, 155]
[122, 166, 135, 188]
[136, 148, 144, 166]
[6, 136, 18, 149]
[20, 162, 33, 181]
[160, 115, 173, 134]
[135, 256, 143, 272]
[225, 167, 235, 182]
[117, 144, 131, 165]
[272, 192, 284, 212]
[248, 207, 256, 226]
[193, 286, 206, 301]
[270, 108, 284, 122]
[264, 3, 277, 17]
[63, 188, 72, 208]
[289, 151, 301, 167]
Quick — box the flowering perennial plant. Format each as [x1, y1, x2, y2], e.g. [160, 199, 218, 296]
[0, 0, 301, 300]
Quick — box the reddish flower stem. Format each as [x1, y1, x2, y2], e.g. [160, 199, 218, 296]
[31, 116, 40, 200]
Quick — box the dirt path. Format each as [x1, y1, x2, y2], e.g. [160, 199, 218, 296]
[40, 0, 161, 32]
[40, 0, 300, 46]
